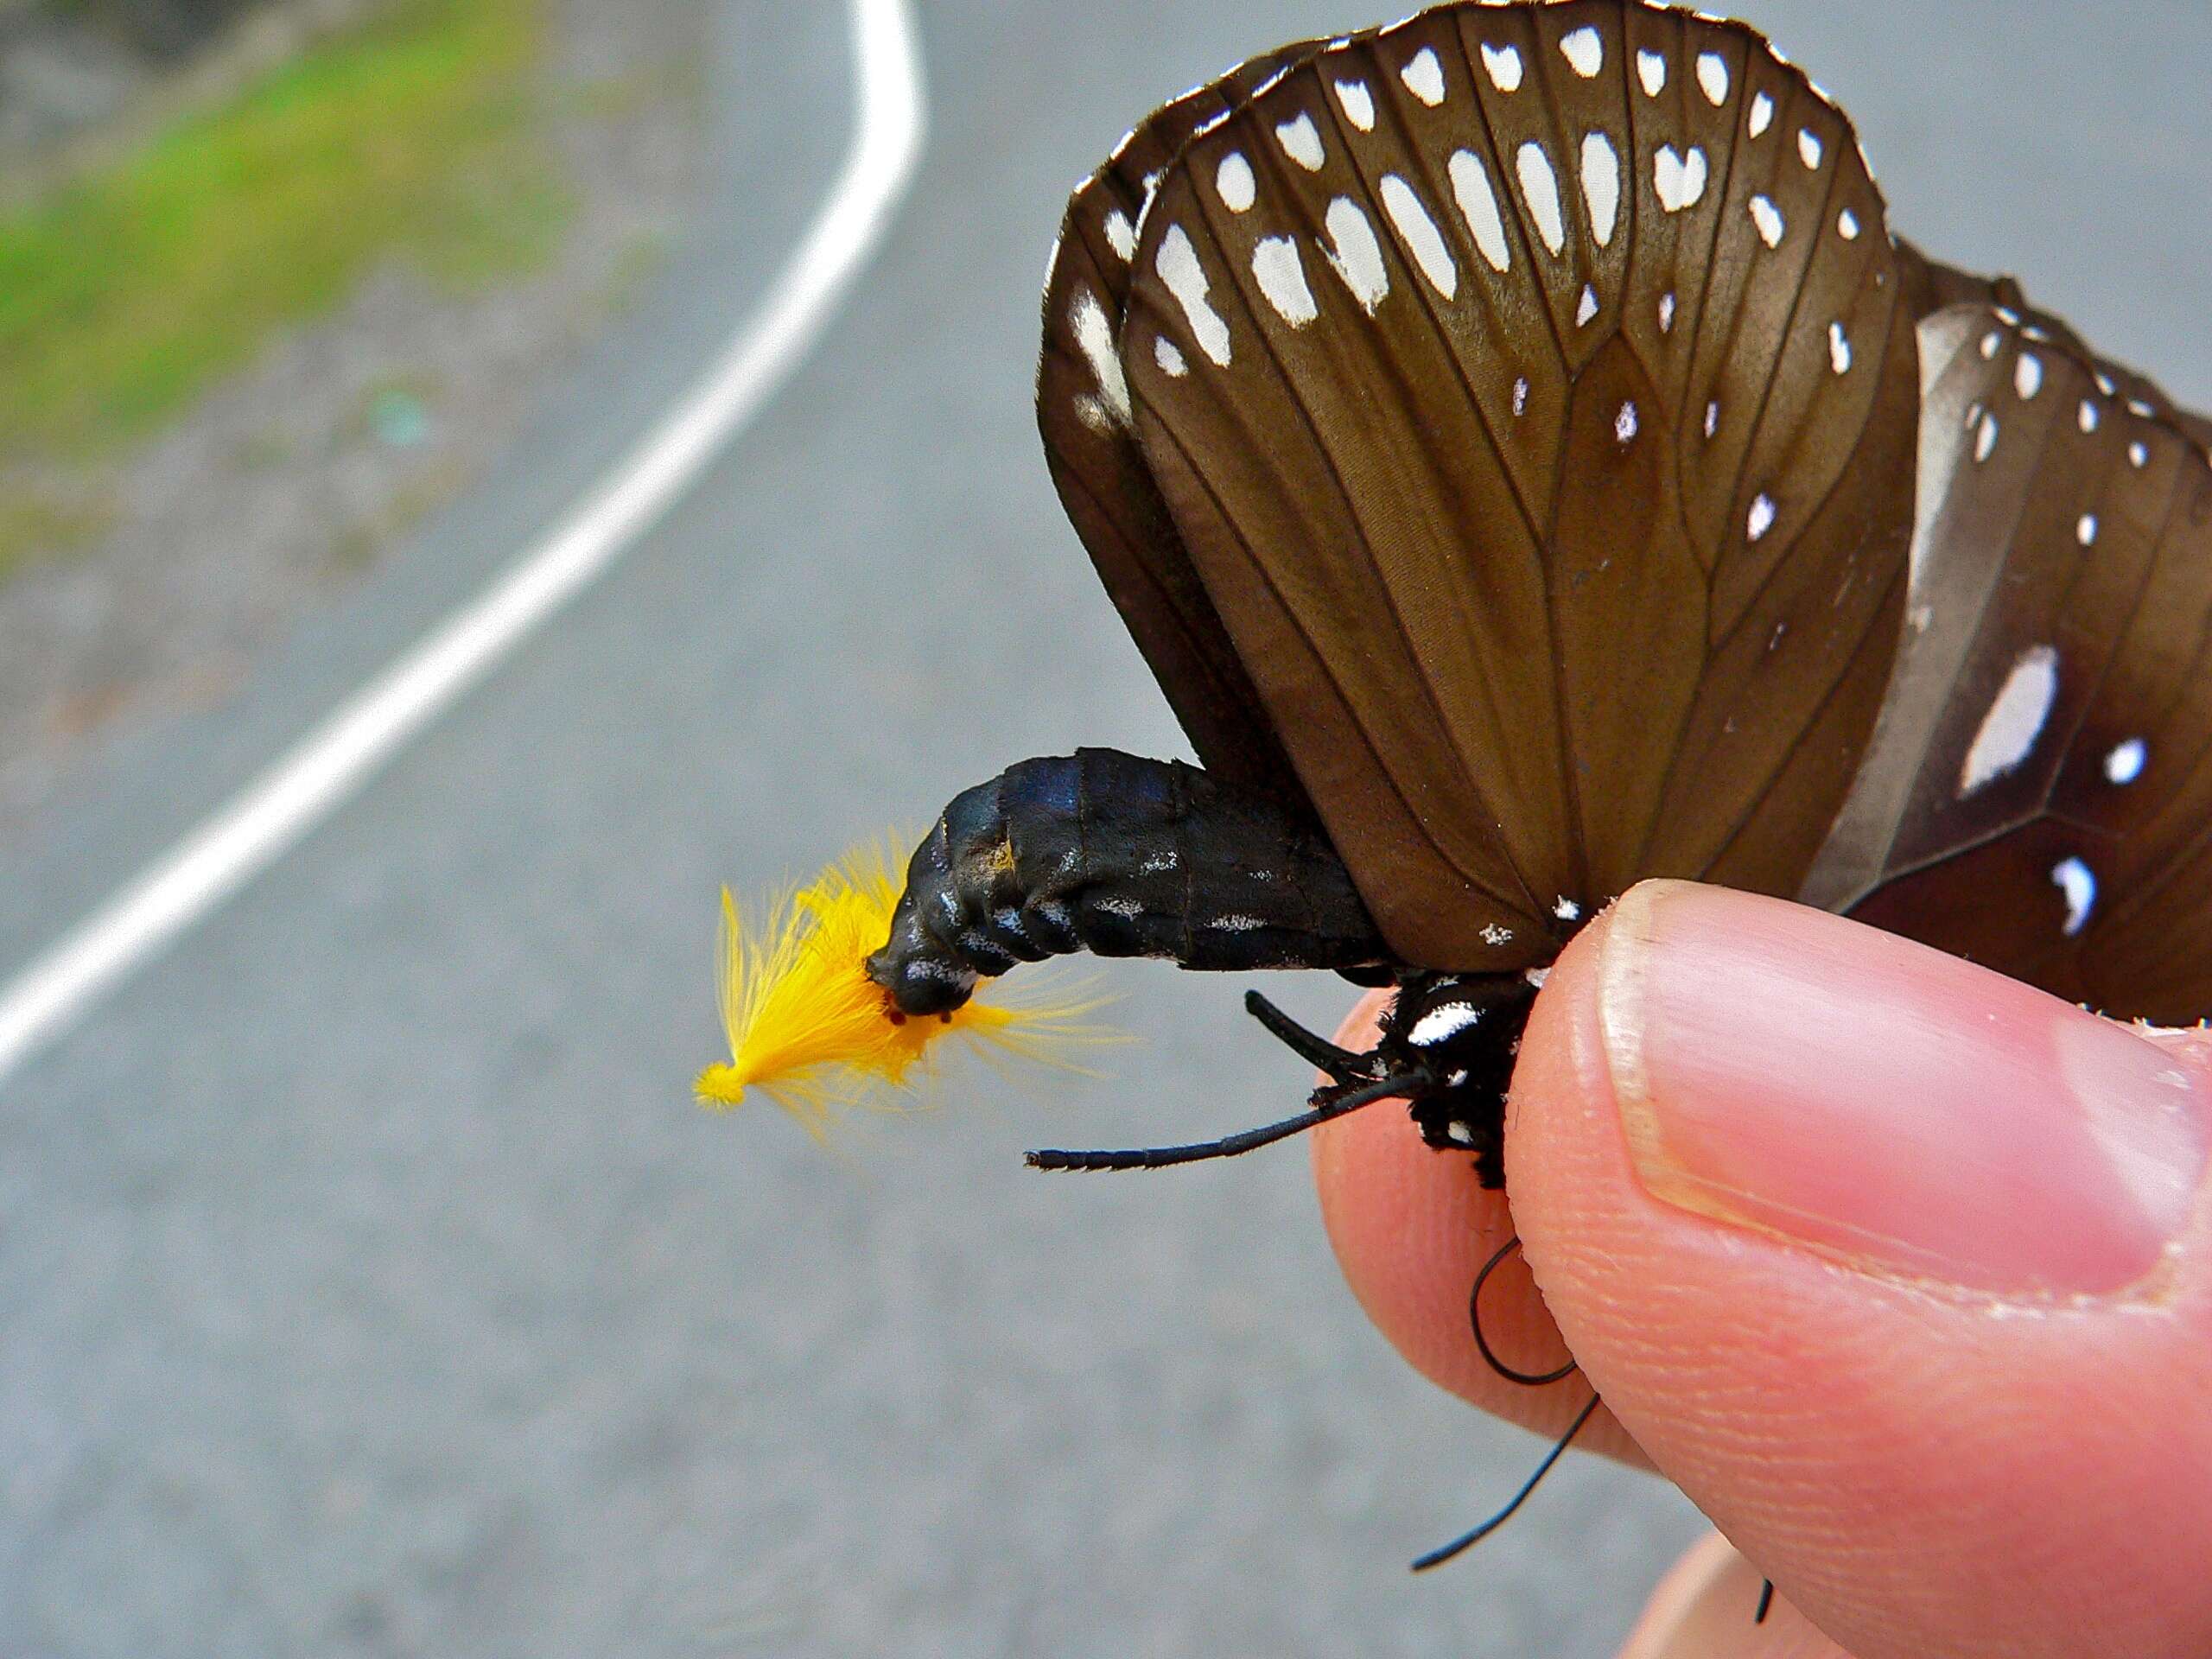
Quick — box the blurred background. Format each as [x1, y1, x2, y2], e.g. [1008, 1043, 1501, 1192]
[1, 2, 2206, 1654]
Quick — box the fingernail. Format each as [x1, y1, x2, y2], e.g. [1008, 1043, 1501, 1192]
[1599, 882, 2209, 1294]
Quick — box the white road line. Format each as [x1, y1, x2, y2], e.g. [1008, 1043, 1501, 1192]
[0, 0, 927, 1089]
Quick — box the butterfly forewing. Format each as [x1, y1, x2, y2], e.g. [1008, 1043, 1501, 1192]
[1807, 303, 2212, 1020]
[1039, 45, 1319, 803]
[1118, 0, 1917, 969]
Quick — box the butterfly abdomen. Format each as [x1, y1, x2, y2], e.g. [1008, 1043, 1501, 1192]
[866, 751, 1391, 1015]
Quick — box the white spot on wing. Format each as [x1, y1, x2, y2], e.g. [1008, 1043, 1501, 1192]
[1322, 196, 1391, 313]
[1829, 321, 1852, 374]
[2015, 353, 2044, 400]
[1400, 47, 1446, 106]
[2107, 738, 2146, 785]
[1250, 236, 1319, 327]
[1517, 141, 1567, 256]
[1696, 51, 1730, 105]
[1513, 376, 1529, 416]
[1381, 175, 1458, 299]
[2052, 856, 2096, 937]
[1215, 151, 1255, 213]
[1749, 194, 1785, 248]
[1071, 288, 1132, 427]
[1577, 283, 1599, 326]
[1449, 149, 1512, 272]
[1838, 207, 1860, 240]
[1157, 226, 1232, 365]
[1481, 41, 1523, 92]
[2077, 512, 2098, 547]
[1334, 77, 1376, 130]
[1798, 128, 1824, 168]
[1480, 923, 1515, 946]
[1637, 48, 1667, 96]
[1654, 145, 1708, 213]
[1749, 91, 1774, 137]
[1580, 130, 1621, 246]
[1554, 897, 1582, 922]
[1275, 112, 1325, 171]
[1103, 210, 1136, 262]
[1959, 644, 2059, 796]
[1705, 399, 1719, 438]
[1154, 335, 1188, 377]
[1615, 401, 1637, 443]
[2080, 399, 2101, 433]
[1660, 290, 1676, 333]
[1560, 25, 1604, 78]
[2130, 440, 2151, 468]
[1748, 493, 1777, 541]
[1980, 331, 2003, 360]
[1975, 411, 1999, 462]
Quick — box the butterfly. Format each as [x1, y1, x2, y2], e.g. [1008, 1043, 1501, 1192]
[723, 0, 2212, 1190]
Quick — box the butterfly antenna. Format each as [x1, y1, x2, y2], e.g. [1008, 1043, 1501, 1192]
[1027, 1071, 1422, 1172]
[1756, 1580, 1777, 1624]
[1243, 989, 1367, 1084]
[1471, 1235, 1579, 1388]
[1411, 1391, 1602, 1573]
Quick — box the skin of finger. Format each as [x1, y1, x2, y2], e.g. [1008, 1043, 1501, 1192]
[1618, 1534, 1848, 1659]
[1508, 889, 2212, 1659]
[1309, 993, 1649, 1465]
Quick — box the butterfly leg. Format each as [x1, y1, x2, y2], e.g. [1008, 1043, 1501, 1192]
[865, 748, 1393, 1015]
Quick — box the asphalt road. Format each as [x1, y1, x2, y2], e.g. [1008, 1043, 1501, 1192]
[5, 3, 2210, 1655]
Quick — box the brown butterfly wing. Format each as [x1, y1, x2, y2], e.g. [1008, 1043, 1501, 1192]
[1116, 0, 1919, 970]
[1803, 302, 2212, 1021]
[1038, 44, 1319, 804]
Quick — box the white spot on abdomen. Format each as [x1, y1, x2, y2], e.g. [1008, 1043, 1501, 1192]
[2106, 738, 2147, 785]
[1322, 196, 1391, 313]
[1334, 78, 1376, 130]
[1517, 141, 1567, 255]
[1275, 112, 1325, 171]
[1959, 644, 2059, 796]
[1580, 130, 1621, 246]
[1654, 144, 1708, 213]
[1156, 226, 1233, 365]
[1400, 47, 1446, 106]
[1560, 25, 1604, 78]
[1250, 236, 1319, 326]
[1481, 41, 1523, 92]
[2052, 857, 2096, 937]
[1381, 175, 1458, 299]
[1215, 152, 1255, 213]
[1449, 149, 1512, 271]
[1637, 48, 1667, 97]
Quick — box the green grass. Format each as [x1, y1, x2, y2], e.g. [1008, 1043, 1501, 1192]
[0, 0, 566, 461]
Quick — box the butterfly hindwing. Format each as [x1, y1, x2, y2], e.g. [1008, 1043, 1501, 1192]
[1038, 44, 1318, 804]
[1806, 302, 2212, 1020]
[1118, 0, 1919, 969]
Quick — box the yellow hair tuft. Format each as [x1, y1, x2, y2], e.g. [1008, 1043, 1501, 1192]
[697, 841, 1112, 1134]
